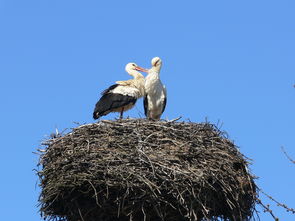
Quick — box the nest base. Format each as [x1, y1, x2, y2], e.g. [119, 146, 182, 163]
[38, 119, 256, 221]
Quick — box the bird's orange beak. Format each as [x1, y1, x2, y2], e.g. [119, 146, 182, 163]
[135, 66, 148, 73]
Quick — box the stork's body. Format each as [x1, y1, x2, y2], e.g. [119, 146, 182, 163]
[93, 63, 145, 119]
[142, 57, 167, 120]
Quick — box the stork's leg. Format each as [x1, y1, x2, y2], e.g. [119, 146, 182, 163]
[120, 107, 124, 119]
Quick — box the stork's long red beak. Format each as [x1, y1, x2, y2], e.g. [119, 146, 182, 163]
[135, 66, 148, 73]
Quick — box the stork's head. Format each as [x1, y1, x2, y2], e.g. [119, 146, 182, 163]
[126, 57, 162, 76]
[151, 57, 162, 67]
[150, 57, 162, 73]
[125, 63, 147, 78]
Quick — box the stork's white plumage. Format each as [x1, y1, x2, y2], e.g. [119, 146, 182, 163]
[93, 63, 145, 119]
[141, 57, 167, 120]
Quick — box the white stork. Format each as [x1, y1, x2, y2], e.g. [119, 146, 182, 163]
[140, 57, 167, 120]
[93, 63, 146, 119]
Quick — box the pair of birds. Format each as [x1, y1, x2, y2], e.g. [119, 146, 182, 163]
[93, 57, 167, 120]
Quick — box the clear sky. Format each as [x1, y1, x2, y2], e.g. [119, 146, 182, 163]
[0, 0, 294, 220]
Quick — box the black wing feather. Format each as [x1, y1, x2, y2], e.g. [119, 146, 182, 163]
[101, 84, 119, 95]
[143, 95, 148, 117]
[161, 96, 167, 114]
[93, 92, 137, 119]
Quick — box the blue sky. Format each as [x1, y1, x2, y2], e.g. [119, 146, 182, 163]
[0, 0, 294, 220]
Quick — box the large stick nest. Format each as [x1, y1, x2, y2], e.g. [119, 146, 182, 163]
[37, 119, 256, 221]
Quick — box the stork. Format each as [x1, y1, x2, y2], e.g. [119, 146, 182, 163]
[93, 63, 146, 120]
[140, 57, 167, 120]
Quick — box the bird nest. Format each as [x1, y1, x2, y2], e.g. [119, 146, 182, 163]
[37, 119, 257, 221]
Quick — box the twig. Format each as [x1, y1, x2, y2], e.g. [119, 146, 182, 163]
[167, 116, 182, 123]
[256, 198, 279, 221]
[77, 206, 85, 221]
[87, 180, 101, 207]
[258, 187, 295, 214]
[281, 146, 295, 164]
[37, 148, 46, 152]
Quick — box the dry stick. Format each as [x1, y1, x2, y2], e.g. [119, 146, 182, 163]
[77, 207, 85, 221]
[258, 187, 295, 214]
[87, 180, 101, 207]
[281, 146, 295, 164]
[167, 116, 182, 123]
[137, 148, 156, 176]
[256, 198, 279, 221]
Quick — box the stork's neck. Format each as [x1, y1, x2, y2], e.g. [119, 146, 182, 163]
[150, 66, 161, 74]
[147, 70, 160, 80]
[130, 71, 145, 96]
[128, 70, 144, 80]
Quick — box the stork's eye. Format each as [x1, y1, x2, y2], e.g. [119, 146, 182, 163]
[132, 64, 136, 66]
[154, 60, 159, 66]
